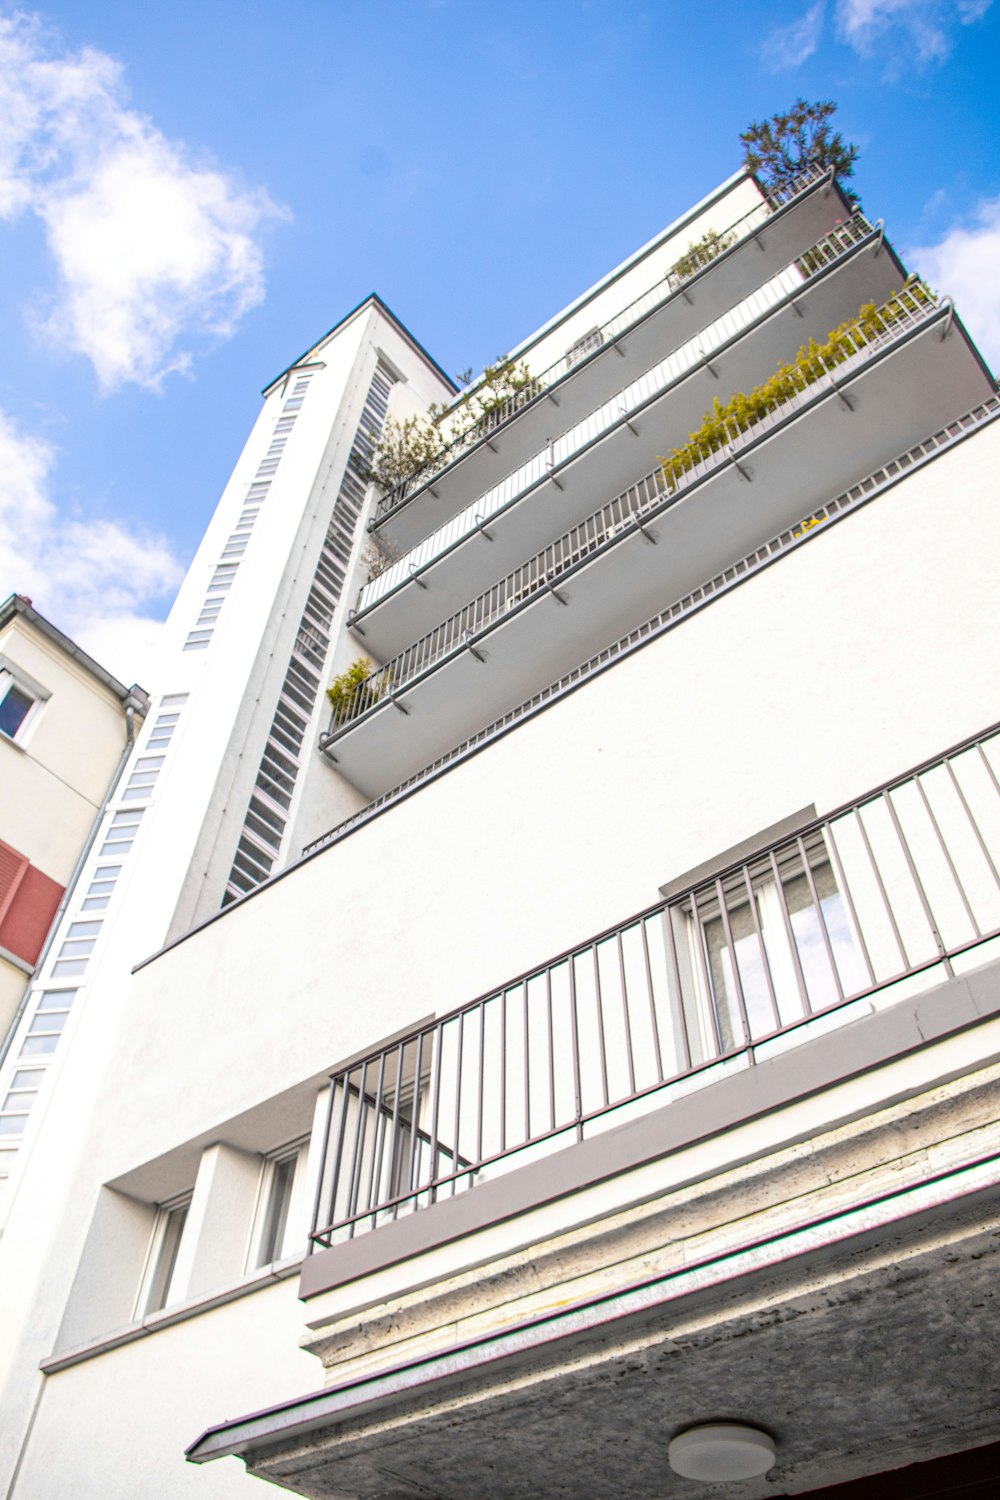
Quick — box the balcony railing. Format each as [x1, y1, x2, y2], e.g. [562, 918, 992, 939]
[372, 166, 834, 524]
[328, 278, 932, 738]
[310, 723, 1000, 1248]
[354, 212, 879, 623]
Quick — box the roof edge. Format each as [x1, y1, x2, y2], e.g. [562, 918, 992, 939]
[262, 294, 459, 399]
[0, 594, 150, 710]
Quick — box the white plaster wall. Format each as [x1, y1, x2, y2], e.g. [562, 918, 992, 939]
[13, 1280, 317, 1499]
[92, 419, 1000, 1183]
[0, 620, 130, 881]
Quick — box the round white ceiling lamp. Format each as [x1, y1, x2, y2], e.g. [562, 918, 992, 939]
[668, 1423, 776, 1482]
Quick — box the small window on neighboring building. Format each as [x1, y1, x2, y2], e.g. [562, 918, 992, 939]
[251, 1143, 307, 1269]
[0, 679, 35, 740]
[140, 1196, 191, 1315]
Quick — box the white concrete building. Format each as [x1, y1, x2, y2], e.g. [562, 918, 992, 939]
[2, 164, 1000, 1499]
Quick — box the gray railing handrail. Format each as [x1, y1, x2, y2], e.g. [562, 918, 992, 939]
[310, 717, 1000, 1246]
[356, 212, 879, 619]
[330, 276, 936, 737]
[373, 164, 835, 523]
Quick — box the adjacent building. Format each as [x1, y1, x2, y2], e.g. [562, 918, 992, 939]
[0, 594, 147, 1187]
[2, 163, 1000, 1497]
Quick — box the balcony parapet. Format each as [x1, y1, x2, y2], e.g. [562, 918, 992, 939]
[328, 284, 941, 739]
[371, 165, 839, 531]
[312, 396, 1000, 833]
[308, 721, 1000, 1251]
[355, 212, 884, 635]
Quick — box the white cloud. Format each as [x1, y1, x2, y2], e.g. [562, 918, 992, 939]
[0, 11, 284, 391]
[0, 407, 183, 684]
[763, 1, 827, 69]
[835, 0, 992, 64]
[763, 0, 992, 70]
[907, 197, 1000, 370]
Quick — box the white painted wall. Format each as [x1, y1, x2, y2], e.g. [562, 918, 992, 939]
[0, 618, 132, 883]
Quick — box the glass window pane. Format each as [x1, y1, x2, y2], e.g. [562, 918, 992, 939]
[0, 686, 34, 737]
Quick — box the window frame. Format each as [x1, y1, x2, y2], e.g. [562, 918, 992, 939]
[0, 661, 48, 745]
[136, 1192, 193, 1317]
[247, 1139, 310, 1271]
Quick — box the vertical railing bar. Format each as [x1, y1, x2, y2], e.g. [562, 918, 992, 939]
[976, 740, 1000, 800]
[476, 1000, 485, 1168]
[427, 1021, 444, 1202]
[546, 967, 556, 1134]
[880, 791, 954, 976]
[660, 907, 690, 1075]
[823, 820, 877, 989]
[568, 958, 584, 1142]
[450, 1012, 465, 1196]
[690, 887, 724, 1057]
[499, 989, 507, 1155]
[714, 875, 755, 1052]
[308, 1074, 339, 1246]
[592, 943, 610, 1109]
[795, 834, 846, 1004]
[913, 774, 981, 936]
[388, 1041, 406, 1221]
[406, 1031, 426, 1203]
[345, 1060, 369, 1238]
[945, 755, 1000, 892]
[363, 1048, 388, 1231]
[767, 852, 815, 1014]
[522, 979, 531, 1145]
[740, 865, 781, 1031]
[854, 802, 911, 969]
[616, 929, 637, 1097]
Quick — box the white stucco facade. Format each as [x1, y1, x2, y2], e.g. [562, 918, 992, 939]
[1, 167, 999, 1498]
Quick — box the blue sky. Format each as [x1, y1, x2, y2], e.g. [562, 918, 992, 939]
[1, 0, 998, 685]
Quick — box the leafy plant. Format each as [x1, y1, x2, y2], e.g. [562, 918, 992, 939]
[364, 358, 542, 493]
[741, 98, 859, 205]
[326, 657, 392, 727]
[659, 282, 931, 492]
[360, 531, 403, 583]
[670, 228, 737, 283]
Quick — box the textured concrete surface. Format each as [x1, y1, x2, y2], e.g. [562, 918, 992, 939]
[226, 1044, 1000, 1498]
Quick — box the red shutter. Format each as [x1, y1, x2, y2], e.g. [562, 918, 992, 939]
[0, 839, 63, 966]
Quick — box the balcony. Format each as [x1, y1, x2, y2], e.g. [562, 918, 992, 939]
[321, 295, 994, 799]
[371, 166, 856, 552]
[351, 216, 903, 661]
[306, 721, 1000, 1269]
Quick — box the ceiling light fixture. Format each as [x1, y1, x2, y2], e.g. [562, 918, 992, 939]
[668, 1423, 776, 1482]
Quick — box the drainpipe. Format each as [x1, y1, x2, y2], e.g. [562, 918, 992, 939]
[0, 692, 145, 1069]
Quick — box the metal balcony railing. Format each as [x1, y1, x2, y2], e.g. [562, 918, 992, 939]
[373, 166, 834, 524]
[309, 723, 1000, 1249]
[355, 211, 878, 619]
[328, 277, 931, 738]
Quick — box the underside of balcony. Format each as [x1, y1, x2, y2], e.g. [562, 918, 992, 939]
[323, 312, 992, 801]
[372, 173, 857, 554]
[353, 227, 902, 661]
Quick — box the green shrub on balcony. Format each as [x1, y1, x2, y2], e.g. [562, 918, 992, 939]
[326, 657, 392, 727]
[365, 358, 541, 493]
[659, 281, 931, 492]
[669, 227, 737, 283]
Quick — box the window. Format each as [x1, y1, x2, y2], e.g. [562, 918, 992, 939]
[565, 326, 604, 370]
[681, 834, 867, 1053]
[0, 668, 39, 741]
[250, 1143, 307, 1268]
[139, 1196, 191, 1315]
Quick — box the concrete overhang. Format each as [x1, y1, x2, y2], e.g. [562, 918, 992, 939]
[187, 964, 1000, 1497]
